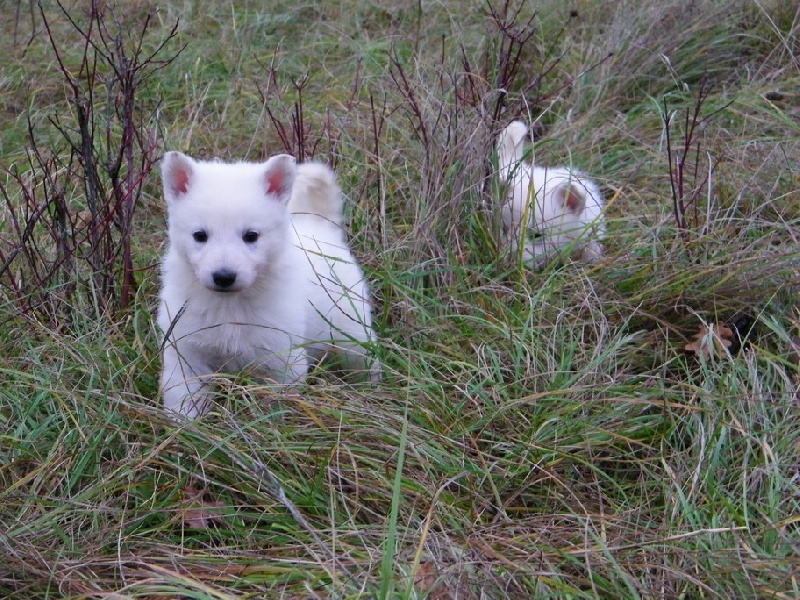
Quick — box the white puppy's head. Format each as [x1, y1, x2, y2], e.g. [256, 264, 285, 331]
[497, 121, 604, 264]
[161, 152, 296, 293]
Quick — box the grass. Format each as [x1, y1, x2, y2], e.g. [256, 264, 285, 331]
[1, 0, 799, 597]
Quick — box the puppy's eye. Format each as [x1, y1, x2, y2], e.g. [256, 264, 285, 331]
[242, 230, 259, 243]
[193, 230, 208, 243]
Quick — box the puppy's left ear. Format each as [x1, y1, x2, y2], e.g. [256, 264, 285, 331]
[555, 182, 587, 214]
[262, 154, 297, 204]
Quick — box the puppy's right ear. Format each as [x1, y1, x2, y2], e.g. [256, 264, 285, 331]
[162, 151, 195, 203]
[262, 154, 297, 205]
[497, 121, 529, 175]
[554, 182, 587, 214]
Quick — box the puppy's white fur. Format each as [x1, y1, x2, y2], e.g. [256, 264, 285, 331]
[158, 152, 377, 418]
[497, 121, 605, 267]
[289, 162, 379, 379]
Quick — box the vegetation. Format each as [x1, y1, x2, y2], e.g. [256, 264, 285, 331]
[1, 0, 798, 597]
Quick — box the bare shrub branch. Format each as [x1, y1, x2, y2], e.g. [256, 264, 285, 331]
[663, 74, 733, 245]
[0, 0, 183, 324]
[256, 56, 364, 167]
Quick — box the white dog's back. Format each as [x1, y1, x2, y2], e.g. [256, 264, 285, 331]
[290, 163, 379, 381]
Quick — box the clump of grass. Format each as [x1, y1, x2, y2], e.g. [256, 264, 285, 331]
[1, 0, 799, 598]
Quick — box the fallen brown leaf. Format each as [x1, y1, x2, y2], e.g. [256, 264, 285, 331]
[414, 562, 452, 599]
[181, 484, 225, 529]
[685, 323, 734, 360]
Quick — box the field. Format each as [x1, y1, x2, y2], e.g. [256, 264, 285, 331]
[1, 0, 799, 598]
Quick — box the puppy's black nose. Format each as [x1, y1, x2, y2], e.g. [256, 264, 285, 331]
[212, 269, 237, 289]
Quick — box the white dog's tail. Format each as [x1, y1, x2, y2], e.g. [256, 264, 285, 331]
[497, 121, 529, 176]
[289, 162, 344, 226]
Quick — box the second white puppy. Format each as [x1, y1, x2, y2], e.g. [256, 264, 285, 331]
[158, 152, 377, 418]
[497, 121, 605, 267]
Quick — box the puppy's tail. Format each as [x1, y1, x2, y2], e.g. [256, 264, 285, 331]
[289, 162, 343, 226]
[497, 121, 529, 176]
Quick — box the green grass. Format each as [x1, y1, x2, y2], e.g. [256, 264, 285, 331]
[1, 0, 799, 597]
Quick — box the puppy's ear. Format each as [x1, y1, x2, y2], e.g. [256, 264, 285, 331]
[555, 182, 587, 214]
[497, 121, 529, 175]
[162, 151, 195, 203]
[262, 154, 297, 204]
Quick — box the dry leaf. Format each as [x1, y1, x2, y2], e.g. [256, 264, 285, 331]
[181, 484, 225, 529]
[414, 562, 437, 592]
[414, 562, 453, 599]
[684, 323, 734, 360]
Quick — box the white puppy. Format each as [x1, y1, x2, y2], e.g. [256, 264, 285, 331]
[158, 152, 377, 418]
[497, 121, 605, 267]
